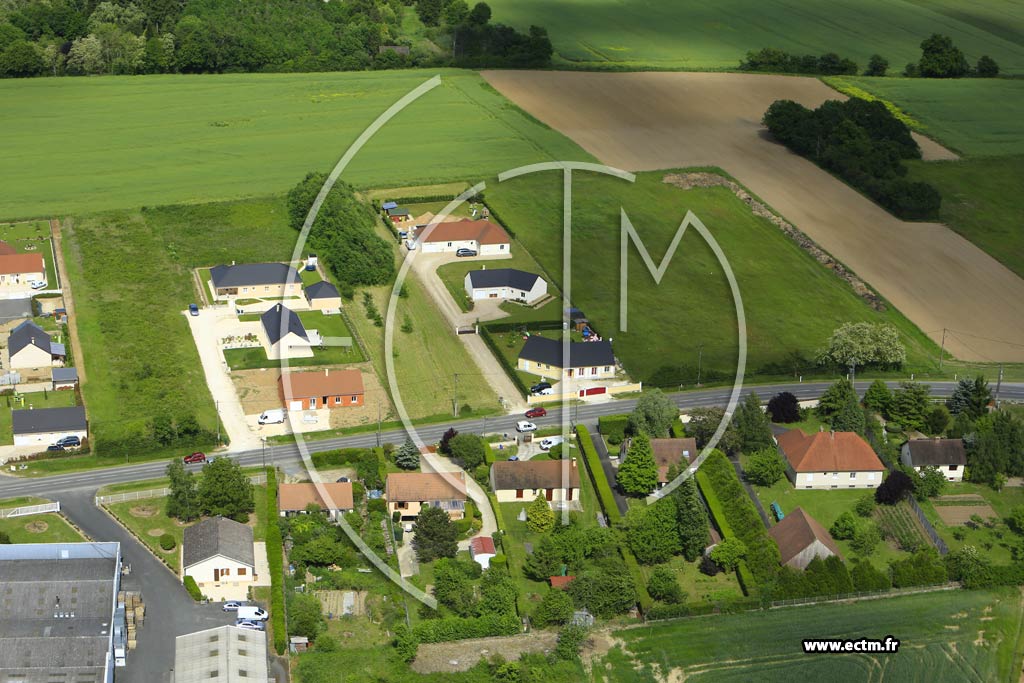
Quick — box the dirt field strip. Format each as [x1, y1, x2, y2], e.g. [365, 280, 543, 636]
[935, 504, 998, 526]
[51, 218, 87, 383]
[482, 71, 1024, 362]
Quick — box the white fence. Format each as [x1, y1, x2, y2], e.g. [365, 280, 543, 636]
[95, 472, 267, 506]
[0, 501, 60, 519]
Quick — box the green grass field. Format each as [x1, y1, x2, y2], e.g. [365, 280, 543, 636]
[905, 156, 1024, 279]
[0, 70, 590, 220]
[484, 170, 941, 387]
[486, 0, 1024, 72]
[0, 513, 84, 544]
[833, 78, 1024, 157]
[608, 587, 1024, 682]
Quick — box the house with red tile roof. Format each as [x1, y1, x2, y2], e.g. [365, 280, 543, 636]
[777, 429, 886, 490]
[414, 219, 510, 255]
[768, 507, 843, 570]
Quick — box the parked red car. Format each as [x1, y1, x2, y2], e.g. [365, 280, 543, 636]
[525, 407, 547, 418]
[183, 452, 207, 464]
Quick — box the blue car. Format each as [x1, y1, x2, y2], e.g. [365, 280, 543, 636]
[188, 303, 199, 316]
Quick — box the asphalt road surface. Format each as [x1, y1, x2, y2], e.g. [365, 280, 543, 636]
[3, 381, 1021, 499]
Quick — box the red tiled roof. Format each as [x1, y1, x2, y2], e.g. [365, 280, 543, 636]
[278, 482, 354, 511]
[549, 575, 575, 589]
[777, 429, 885, 473]
[280, 368, 364, 400]
[0, 253, 44, 276]
[469, 536, 496, 556]
[419, 219, 509, 245]
[385, 472, 467, 503]
[649, 438, 698, 483]
[768, 507, 843, 567]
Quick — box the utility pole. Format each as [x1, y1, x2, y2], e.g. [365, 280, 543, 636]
[215, 400, 221, 444]
[376, 400, 382, 447]
[696, 345, 704, 387]
[938, 328, 946, 370]
[261, 437, 266, 469]
[452, 373, 459, 417]
[995, 364, 1004, 409]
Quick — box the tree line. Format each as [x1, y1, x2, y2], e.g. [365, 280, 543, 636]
[763, 96, 941, 219]
[0, 0, 552, 77]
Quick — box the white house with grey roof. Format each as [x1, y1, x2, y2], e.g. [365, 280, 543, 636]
[182, 517, 256, 600]
[12, 405, 87, 446]
[517, 336, 616, 381]
[7, 319, 66, 369]
[464, 268, 547, 304]
[173, 625, 269, 683]
[0, 541, 125, 682]
[259, 304, 313, 360]
[208, 262, 303, 301]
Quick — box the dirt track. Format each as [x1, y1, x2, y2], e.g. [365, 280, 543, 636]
[482, 71, 1024, 362]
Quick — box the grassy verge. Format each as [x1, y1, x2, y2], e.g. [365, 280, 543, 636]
[105, 499, 186, 573]
[0, 512, 84, 543]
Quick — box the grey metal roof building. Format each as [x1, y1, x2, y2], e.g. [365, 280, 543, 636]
[172, 625, 269, 683]
[52, 367, 79, 383]
[183, 517, 255, 569]
[209, 263, 299, 290]
[11, 405, 87, 435]
[518, 336, 615, 369]
[304, 280, 340, 300]
[260, 304, 308, 345]
[0, 542, 123, 683]
[903, 438, 968, 467]
[466, 268, 541, 291]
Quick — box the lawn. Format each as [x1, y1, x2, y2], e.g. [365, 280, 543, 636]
[0, 220, 59, 286]
[608, 587, 1024, 682]
[435, 239, 560, 316]
[833, 77, 1024, 157]
[750, 477, 910, 568]
[63, 197, 298, 454]
[486, 0, 1024, 72]
[771, 411, 827, 436]
[0, 389, 79, 444]
[637, 554, 744, 606]
[0, 70, 590, 220]
[223, 311, 366, 370]
[484, 170, 940, 387]
[0, 513, 84, 544]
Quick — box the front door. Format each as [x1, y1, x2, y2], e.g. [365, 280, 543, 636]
[310, 397, 317, 409]
[213, 568, 220, 581]
[546, 488, 553, 501]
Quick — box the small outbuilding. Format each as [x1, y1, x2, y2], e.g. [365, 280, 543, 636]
[469, 536, 496, 569]
[304, 280, 342, 311]
[768, 507, 842, 571]
[51, 367, 79, 390]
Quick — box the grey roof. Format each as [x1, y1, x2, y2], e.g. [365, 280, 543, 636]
[0, 552, 118, 683]
[174, 625, 269, 683]
[382, 201, 398, 210]
[467, 268, 541, 291]
[52, 367, 79, 382]
[518, 336, 614, 369]
[183, 517, 255, 569]
[305, 280, 340, 300]
[904, 438, 967, 467]
[261, 304, 308, 345]
[386, 207, 410, 217]
[12, 406, 87, 435]
[210, 262, 299, 290]
[8, 319, 51, 356]
[50, 342, 66, 356]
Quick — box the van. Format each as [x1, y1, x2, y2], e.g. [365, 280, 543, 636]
[258, 409, 285, 425]
[236, 606, 268, 621]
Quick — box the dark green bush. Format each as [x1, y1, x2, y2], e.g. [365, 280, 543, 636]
[598, 415, 630, 444]
[159, 533, 176, 551]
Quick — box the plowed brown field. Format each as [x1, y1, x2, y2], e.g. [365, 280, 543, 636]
[483, 71, 1024, 362]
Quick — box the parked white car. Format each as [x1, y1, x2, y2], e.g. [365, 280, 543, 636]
[539, 436, 564, 451]
[516, 421, 537, 433]
[28, 280, 47, 290]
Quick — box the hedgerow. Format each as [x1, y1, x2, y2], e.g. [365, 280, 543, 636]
[412, 612, 520, 643]
[265, 468, 287, 655]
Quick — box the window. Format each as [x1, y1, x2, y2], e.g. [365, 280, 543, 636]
[264, 286, 269, 292]
[590, 367, 597, 375]
[447, 242, 453, 247]
[397, 502, 408, 509]
[221, 568, 230, 576]
[849, 472, 856, 479]
[334, 396, 341, 405]
[604, 366, 610, 372]
[351, 395, 358, 402]
[949, 465, 959, 471]
[238, 568, 247, 576]
[500, 245, 506, 250]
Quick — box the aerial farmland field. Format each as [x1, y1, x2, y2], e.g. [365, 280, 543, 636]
[486, 0, 1024, 72]
[606, 588, 1024, 682]
[0, 69, 590, 219]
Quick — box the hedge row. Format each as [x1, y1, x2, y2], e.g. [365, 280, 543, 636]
[695, 468, 759, 595]
[373, 194, 460, 210]
[183, 576, 203, 601]
[597, 415, 629, 444]
[265, 468, 287, 655]
[698, 453, 780, 584]
[646, 596, 761, 621]
[481, 320, 563, 334]
[575, 425, 620, 525]
[670, 420, 686, 439]
[479, 326, 529, 397]
[413, 612, 520, 643]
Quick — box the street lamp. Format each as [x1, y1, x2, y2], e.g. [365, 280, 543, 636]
[261, 436, 267, 470]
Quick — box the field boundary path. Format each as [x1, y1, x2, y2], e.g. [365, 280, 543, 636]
[50, 218, 87, 383]
[482, 70, 1024, 363]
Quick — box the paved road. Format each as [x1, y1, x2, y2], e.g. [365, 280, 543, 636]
[2, 381, 1022, 499]
[57, 491, 239, 683]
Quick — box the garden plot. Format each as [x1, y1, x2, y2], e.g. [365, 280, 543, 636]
[933, 495, 998, 526]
